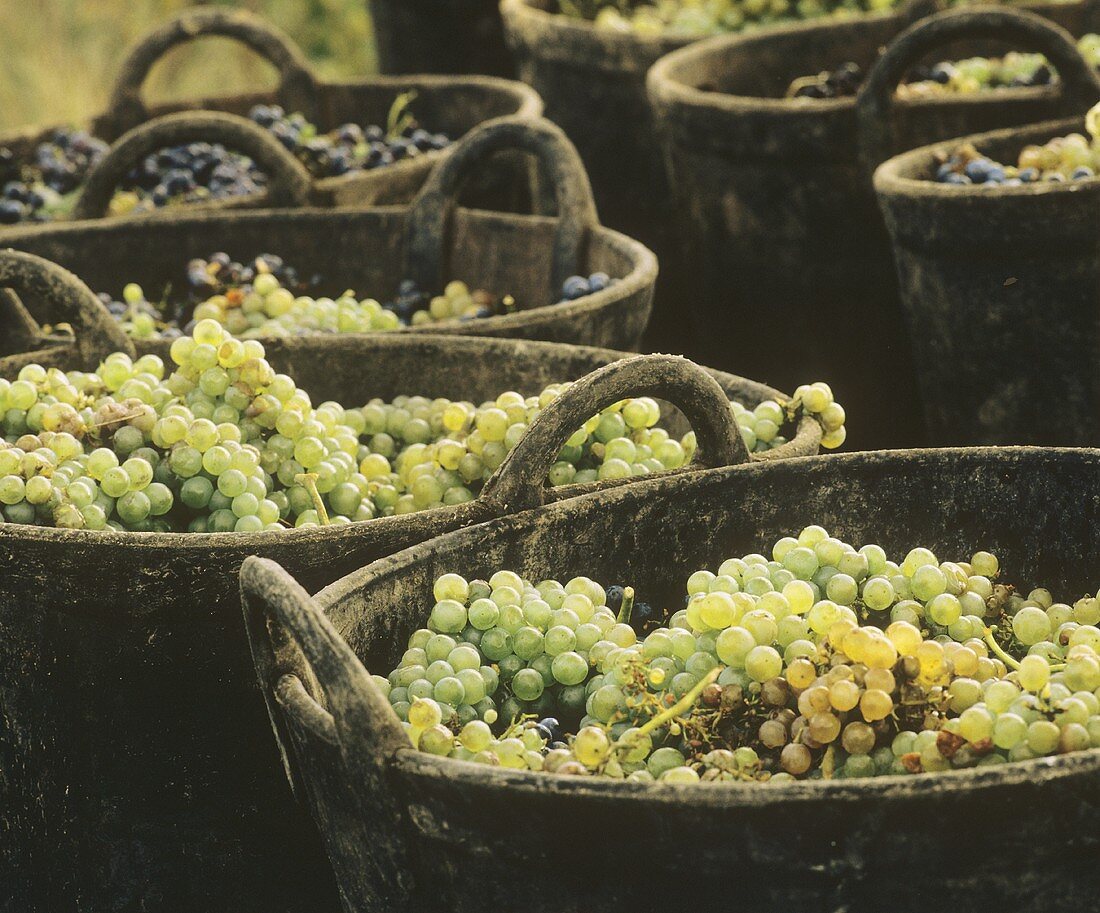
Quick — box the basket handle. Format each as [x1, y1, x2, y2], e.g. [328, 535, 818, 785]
[857, 7, 1100, 172]
[72, 110, 314, 220]
[240, 557, 415, 901]
[480, 354, 750, 515]
[404, 116, 599, 295]
[0, 249, 135, 371]
[240, 557, 411, 790]
[98, 7, 320, 140]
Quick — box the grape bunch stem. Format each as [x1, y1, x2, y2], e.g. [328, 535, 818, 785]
[295, 472, 330, 526]
[634, 668, 720, 740]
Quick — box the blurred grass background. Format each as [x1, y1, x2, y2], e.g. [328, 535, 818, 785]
[0, 0, 376, 131]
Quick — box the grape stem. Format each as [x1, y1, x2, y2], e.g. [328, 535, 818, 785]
[616, 586, 635, 625]
[984, 625, 1066, 673]
[983, 626, 1021, 671]
[295, 472, 330, 525]
[89, 409, 145, 430]
[635, 668, 720, 739]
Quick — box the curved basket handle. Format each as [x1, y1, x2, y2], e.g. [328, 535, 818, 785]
[240, 556, 410, 792]
[240, 557, 415, 903]
[0, 249, 135, 371]
[404, 116, 599, 294]
[897, 0, 946, 26]
[857, 7, 1100, 172]
[99, 7, 319, 140]
[73, 110, 314, 220]
[480, 354, 751, 515]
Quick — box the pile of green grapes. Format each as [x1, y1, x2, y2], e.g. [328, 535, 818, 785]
[933, 99, 1100, 186]
[115, 272, 512, 340]
[788, 34, 1100, 100]
[383, 527, 1100, 783]
[99, 252, 611, 341]
[556, 0, 1063, 38]
[559, 0, 904, 38]
[0, 322, 845, 532]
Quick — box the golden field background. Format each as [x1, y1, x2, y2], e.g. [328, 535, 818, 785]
[0, 0, 376, 131]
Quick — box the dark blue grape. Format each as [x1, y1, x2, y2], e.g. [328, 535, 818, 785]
[963, 158, 997, 184]
[337, 123, 364, 145]
[328, 151, 352, 175]
[250, 106, 277, 128]
[561, 276, 591, 300]
[536, 717, 562, 743]
[588, 271, 611, 293]
[929, 62, 955, 84]
[0, 200, 25, 223]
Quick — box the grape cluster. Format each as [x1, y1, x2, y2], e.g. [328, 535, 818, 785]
[96, 253, 629, 340]
[0, 129, 108, 224]
[0, 327, 847, 531]
[0, 97, 449, 226]
[787, 63, 863, 100]
[109, 142, 267, 217]
[98, 253, 322, 340]
[0, 322, 377, 532]
[931, 97, 1100, 186]
[377, 571, 638, 756]
[788, 54, 1058, 101]
[112, 272, 514, 340]
[0, 131, 264, 222]
[345, 378, 836, 520]
[896, 52, 1055, 99]
[787, 32, 1100, 101]
[411, 280, 513, 325]
[559, 0, 910, 39]
[184, 251, 310, 297]
[560, 0, 1078, 38]
[248, 95, 449, 180]
[384, 527, 1100, 784]
[933, 135, 1097, 187]
[898, 32, 1100, 99]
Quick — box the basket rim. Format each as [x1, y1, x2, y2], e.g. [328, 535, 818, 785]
[396, 737, 1100, 802]
[0, 333, 818, 548]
